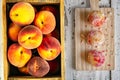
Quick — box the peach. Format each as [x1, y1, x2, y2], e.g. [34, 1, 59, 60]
[41, 6, 58, 17]
[27, 57, 50, 77]
[9, 2, 35, 26]
[37, 36, 61, 61]
[18, 25, 43, 49]
[34, 11, 56, 34]
[18, 66, 29, 74]
[8, 23, 22, 42]
[8, 43, 32, 67]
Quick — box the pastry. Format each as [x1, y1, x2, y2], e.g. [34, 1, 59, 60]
[88, 50, 105, 67]
[88, 11, 106, 27]
[87, 30, 105, 45]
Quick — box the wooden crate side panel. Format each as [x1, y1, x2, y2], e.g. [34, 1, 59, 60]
[8, 77, 61, 80]
[6, 0, 60, 4]
[2, 0, 9, 80]
[75, 8, 115, 70]
[60, 0, 65, 80]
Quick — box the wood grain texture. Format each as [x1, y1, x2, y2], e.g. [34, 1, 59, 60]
[75, 8, 115, 70]
[90, 0, 99, 10]
[2, 0, 9, 80]
[8, 77, 61, 80]
[111, 0, 120, 80]
[6, 0, 60, 4]
[60, 0, 65, 80]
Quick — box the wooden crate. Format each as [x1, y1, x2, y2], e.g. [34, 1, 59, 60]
[2, 0, 65, 80]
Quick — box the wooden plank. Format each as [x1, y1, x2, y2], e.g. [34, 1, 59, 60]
[8, 77, 61, 80]
[6, 0, 60, 4]
[60, 0, 65, 80]
[90, 0, 99, 10]
[2, 0, 9, 80]
[75, 8, 115, 70]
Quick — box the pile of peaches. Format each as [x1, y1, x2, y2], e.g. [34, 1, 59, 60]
[7, 2, 61, 77]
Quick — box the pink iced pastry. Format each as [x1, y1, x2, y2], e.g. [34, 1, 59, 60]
[88, 11, 106, 27]
[88, 50, 105, 67]
[87, 30, 105, 45]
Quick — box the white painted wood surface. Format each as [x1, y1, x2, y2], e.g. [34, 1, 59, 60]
[1, 0, 120, 80]
[0, 0, 4, 80]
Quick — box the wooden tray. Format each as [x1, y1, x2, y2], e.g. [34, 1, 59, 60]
[2, 0, 65, 80]
[75, 0, 115, 70]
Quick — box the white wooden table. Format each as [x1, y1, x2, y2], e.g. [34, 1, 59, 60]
[0, 0, 120, 80]
[0, 0, 4, 80]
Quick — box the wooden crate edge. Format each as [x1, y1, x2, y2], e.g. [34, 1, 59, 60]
[2, 0, 9, 80]
[6, 0, 60, 4]
[60, 0, 65, 80]
[3, 0, 65, 80]
[8, 77, 61, 80]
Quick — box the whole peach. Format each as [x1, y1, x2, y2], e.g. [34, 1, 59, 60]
[37, 36, 61, 61]
[8, 23, 22, 42]
[18, 25, 43, 49]
[18, 66, 29, 74]
[41, 6, 58, 17]
[9, 2, 35, 26]
[8, 43, 32, 67]
[34, 11, 56, 34]
[27, 57, 50, 77]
